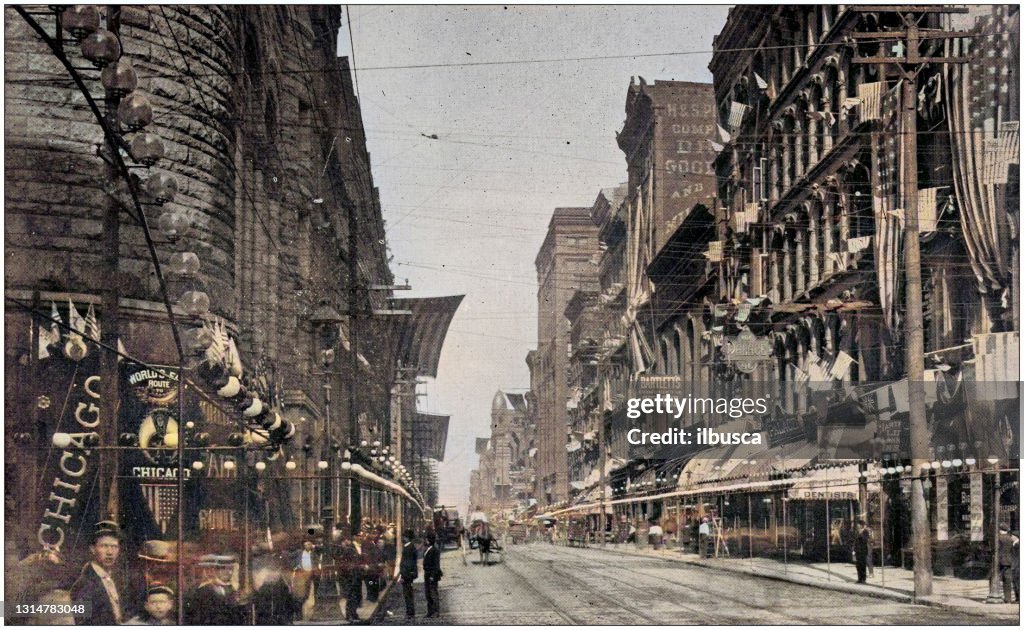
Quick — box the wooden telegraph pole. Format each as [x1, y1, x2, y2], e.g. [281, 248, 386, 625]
[99, 5, 122, 522]
[851, 6, 968, 598]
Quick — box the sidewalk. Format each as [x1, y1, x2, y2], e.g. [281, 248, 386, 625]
[593, 542, 1020, 620]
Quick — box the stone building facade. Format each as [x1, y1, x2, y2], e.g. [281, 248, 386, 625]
[469, 390, 534, 516]
[4, 6, 397, 558]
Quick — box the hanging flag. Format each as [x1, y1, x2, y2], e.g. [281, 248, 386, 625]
[846, 236, 872, 253]
[857, 82, 884, 121]
[705, 240, 724, 262]
[68, 299, 86, 334]
[728, 101, 749, 131]
[117, 338, 128, 362]
[872, 88, 904, 331]
[918, 187, 940, 233]
[717, 124, 731, 144]
[84, 303, 101, 343]
[985, 121, 1020, 185]
[754, 72, 768, 91]
[709, 140, 725, 152]
[829, 351, 855, 381]
[38, 301, 63, 359]
[841, 97, 862, 111]
[227, 336, 243, 377]
[731, 209, 747, 233]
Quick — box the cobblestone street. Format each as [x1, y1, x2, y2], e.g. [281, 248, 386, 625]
[376, 544, 1016, 625]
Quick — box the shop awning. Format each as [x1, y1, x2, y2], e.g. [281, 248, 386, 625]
[391, 295, 464, 377]
[412, 411, 449, 461]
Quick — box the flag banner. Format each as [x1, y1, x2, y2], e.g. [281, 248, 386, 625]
[717, 123, 731, 143]
[728, 101, 749, 131]
[857, 82, 884, 121]
[918, 187, 940, 233]
[706, 240, 723, 262]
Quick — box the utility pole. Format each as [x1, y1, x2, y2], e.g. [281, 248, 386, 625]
[852, 6, 968, 598]
[98, 4, 122, 523]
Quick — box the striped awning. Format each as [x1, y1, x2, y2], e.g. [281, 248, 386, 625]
[412, 411, 449, 461]
[391, 295, 464, 377]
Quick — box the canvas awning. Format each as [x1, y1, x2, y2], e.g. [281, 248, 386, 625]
[391, 295, 464, 377]
[411, 411, 449, 461]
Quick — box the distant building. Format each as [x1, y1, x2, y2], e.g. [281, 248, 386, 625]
[534, 209, 600, 504]
[468, 390, 533, 516]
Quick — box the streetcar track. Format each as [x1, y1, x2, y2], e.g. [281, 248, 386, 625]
[498, 551, 586, 625]
[537, 544, 852, 625]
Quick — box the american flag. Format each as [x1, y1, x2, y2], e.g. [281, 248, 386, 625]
[857, 82, 884, 122]
[872, 83, 904, 331]
[728, 101, 749, 132]
[142, 484, 179, 535]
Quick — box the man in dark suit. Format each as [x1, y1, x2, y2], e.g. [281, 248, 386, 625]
[423, 532, 443, 618]
[183, 555, 246, 625]
[854, 520, 872, 584]
[338, 532, 363, 621]
[399, 529, 418, 619]
[70, 522, 127, 625]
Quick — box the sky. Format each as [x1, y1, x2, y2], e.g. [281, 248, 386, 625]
[338, 5, 730, 511]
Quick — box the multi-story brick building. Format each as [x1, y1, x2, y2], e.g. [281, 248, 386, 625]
[534, 208, 600, 504]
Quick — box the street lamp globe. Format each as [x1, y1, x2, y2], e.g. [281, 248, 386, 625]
[101, 59, 137, 97]
[223, 459, 236, 471]
[178, 290, 210, 317]
[192, 460, 204, 471]
[52, 432, 73, 448]
[255, 461, 266, 472]
[148, 173, 179, 205]
[317, 460, 329, 470]
[285, 460, 297, 471]
[117, 92, 153, 131]
[61, 5, 100, 41]
[81, 29, 121, 67]
[130, 132, 165, 166]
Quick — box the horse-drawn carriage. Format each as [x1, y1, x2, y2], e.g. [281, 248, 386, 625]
[468, 512, 503, 564]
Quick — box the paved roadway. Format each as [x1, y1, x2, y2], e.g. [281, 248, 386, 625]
[376, 542, 1010, 625]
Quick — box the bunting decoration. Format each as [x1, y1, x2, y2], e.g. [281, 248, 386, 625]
[872, 84, 904, 331]
[717, 124, 731, 144]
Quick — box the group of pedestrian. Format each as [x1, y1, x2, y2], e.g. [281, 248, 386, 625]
[295, 520, 398, 622]
[67, 522, 190, 625]
[65, 519, 405, 625]
[399, 529, 444, 619]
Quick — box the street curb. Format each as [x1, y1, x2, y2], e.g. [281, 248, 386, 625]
[588, 545, 1019, 619]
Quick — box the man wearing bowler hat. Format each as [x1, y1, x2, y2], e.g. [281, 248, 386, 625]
[71, 521, 127, 625]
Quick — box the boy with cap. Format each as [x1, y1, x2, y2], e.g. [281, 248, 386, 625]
[124, 584, 175, 625]
[70, 521, 126, 625]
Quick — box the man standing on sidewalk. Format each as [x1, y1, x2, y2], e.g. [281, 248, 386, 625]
[698, 518, 711, 558]
[423, 532, 443, 618]
[854, 520, 871, 584]
[399, 530, 418, 619]
[997, 523, 1019, 603]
